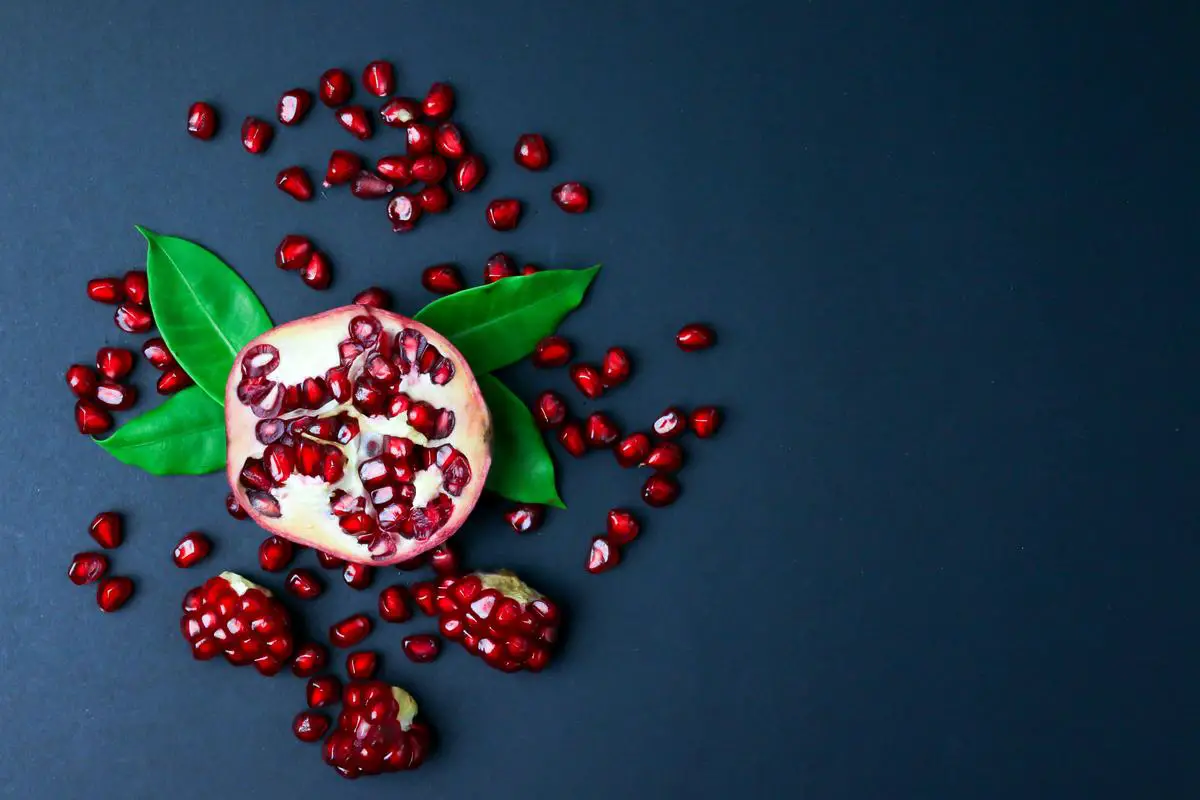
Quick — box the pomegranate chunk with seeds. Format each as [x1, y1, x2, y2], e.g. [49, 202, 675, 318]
[180, 572, 294, 675]
[434, 570, 559, 672]
[323, 681, 432, 778]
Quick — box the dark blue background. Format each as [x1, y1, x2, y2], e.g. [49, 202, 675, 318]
[1, 1, 1197, 797]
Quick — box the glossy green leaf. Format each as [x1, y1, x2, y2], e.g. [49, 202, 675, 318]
[415, 266, 601, 374]
[480, 375, 565, 508]
[138, 227, 273, 405]
[94, 387, 226, 475]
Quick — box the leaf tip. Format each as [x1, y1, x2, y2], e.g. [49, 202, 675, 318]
[134, 225, 156, 242]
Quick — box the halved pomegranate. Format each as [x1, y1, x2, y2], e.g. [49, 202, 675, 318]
[225, 307, 492, 566]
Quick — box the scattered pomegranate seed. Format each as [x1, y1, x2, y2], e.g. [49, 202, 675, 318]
[652, 407, 686, 438]
[528, 337, 571, 369]
[675, 323, 715, 351]
[387, 194, 422, 233]
[323, 150, 362, 187]
[428, 545, 459, 576]
[88, 511, 123, 548]
[142, 337, 174, 370]
[66, 364, 98, 397]
[421, 264, 464, 295]
[350, 170, 395, 200]
[378, 585, 412, 623]
[240, 117, 274, 154]
[585, 412, 621, 448]
[275, 234, 314, 270]
[336, 105, 373, 140]
[486, 198, 522, 231]
[286, 568, 324, 600]
[258, 536, 294, 572]
[186, 101, 217, 140]
[418, 184, 451, 213]
[277, 88, 312, 125]
[75, 399, 112, 435]
[291, 642, 328, 677]
[689, 406, 722, 437]
[551, 181, 591, 213]
[172, 532, 211, 568]
[362, 60, 395, 97]
[225, 492, 248, 520]
[353, 287, 391, 308]
[642, 473, 680, 507]
[97, 576, 134, 611]
[87, 277, 124, 304]
[343, 562, 374, 590]
[122, 271, 149, 305]
[644, 441, 684, 471]
[533, 391, 567, 429]
[329, 614, 373, 648]
[402, 634, 441, 663]
[503, 504, 545, 534]
[410, 154, 447, 183]
[514, 133, 550, 170]
[410, 581, 438, 616]
[156, 367, 194, 394]
[316, 550, 344, 570]
[94, 381, 137, 411]
[276, 166, 314, 201]
[319, 68, 353, 106]
[586, 537, 621, 574]
[569, 363, 604, 399]
[481, 252, 514, 284]
[422, 82, 455, 119]
[606, 509, 640, 544]
[379, 97, 421, 127]
[293, 711, 330, 743]
[405, 122, 435, 154]
[601, 347, 632, 387]
[114, 303, 154, 333]
[346, 651, 379, 679]
[307, 675, 342, 708]
[521, 264, 540, 276]
[96, 347, 135, 381]
[435, 122, 467, 158]
[615, 432, 652, 468]
[557, 420, 587, 457]
[298, 252, 332, 290]
[375, 155, 412, 184]
[68, 552, 109, 585]
[454, 154, 486, 192]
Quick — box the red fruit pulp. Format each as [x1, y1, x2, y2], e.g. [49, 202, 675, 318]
[569, 364, 604, 399]
[276, 234, 315, 270]
[606, 509, 640, 544]
[380, 97, 421, 127]
[114, 304, 154, 333]
[330, 614, 373, 648]
[336, 106, 373, 140]
[353, 287, 391, 309]
[347, 651, 379, 679]
[286, 568, 324, 600]
[453, 154, 486, 192]
[66, 365, 98, 397]
[142, 337, 175, 370]
[435, 123, 467, 159]
[532, 336, 572, 368]
[86, 277, 124, 304]
[180, 572, 293, 674]
[307, 675, 342, 708]
[422, 82, 455, 119]
[324, 151, 363, 187]
[96, 347, 134, 380]
[122, 271, 148, 305]
[586, 537, 621, 573]
[642, 473, 680, 507]
[294, 711, 330, 743]
[601, 347, 631, 387]
[689, 406, 722, 437]
[292, 642, 328, 677]
[503, 504, 544, 533]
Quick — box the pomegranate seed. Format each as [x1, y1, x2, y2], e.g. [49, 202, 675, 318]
[278, 88, 313, 125]
[410, 581, 438, 615]
[346, 650, 379, 679]
[156, 367, 193, 394]
[405, 122, 435, 154]
[316, 550, 344, 570]
[114, 303, 153, 333]
[353, 287, 391, 308]
[435, 122, 467, 158]
[532, 336, 572, 367]
[284, 568, 323, 600]
[486, 198, 522, 231]
[675, 323, 715, 351]
[521, 264, 541, 276]
[186, 102, 217, 139]
[569, 363, 604, 399]
[351, 170, 394, 199]
[293, 711, 330, 743]
[275, 234, 315, 270]
[586, 537, 621, 574]
[306, 675, 342, 708]
[533, 391, 567, 429]
[343, 562, 374, 590]
[421, 264, 464, 295]
[422, 82, 455, 119]
[551, 181, 591, 213]
[172, 532, 211, 568]
[96, 347, 135, 380]
[689, 406, 722, 438]
[291, 642, 328, 677]
[402, 634, 441, 663]
[88, 511, 122, 548]
[97, 576, 134, 611]
[323, 150, 362, 187]
[142, 337, 174, 369]
[329, 614, 373, 648]
[68, 552, 109, 585]
[379, 97, 421, 127]
[66, 364, 98, 397]
[557, 420, 587, 457]
[585, 412, 621, 448]
[410, 154, 447, 183]
[503, 504, 545, 533]
[644, 441, 684, 471]
[453, 154, 486, 192]
[418, 184, 451, 213]
[601, 347, 632, 387]
[606, 509, 641, 544]
[240, 117, 274, 154]
[514, 133, 550, 170]
[480, 252, 514, 284]
[642, 473, 680, 507]
[653, 407, 686, 438]
[259, 536, 294, 572]
[428, 544, 459, 576]
[614, 432, 652, 468]
[75, 399, 112, 435]
[386, 194, 422, 233]
[94, 381, 137, 410]
[276, 166, 314, 201]
[362, 60, 395, 97]
[319, 68, 353, 106]
[87, 277, 124, 304]
[375, 155, 412, 184]
[378, 585, 412, 622]
[336, 105, 373, 140]
[122, 271, 149, 305]
[225, 492, 248, 519]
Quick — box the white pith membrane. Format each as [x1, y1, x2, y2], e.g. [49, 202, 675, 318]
[390, 687, 418, 730]
[219, 570, 264, 596]
[226, 307, 491, 566]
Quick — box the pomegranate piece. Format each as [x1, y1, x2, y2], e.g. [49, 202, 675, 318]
[362, 60, 395, 97]
[180, 572, 294, 674]
[422, 82, 455, 119]
[319, 68, 353, 106]
[347, 650, 379, 679]
[258, 535, 294, 572]
[405, 122, 435, 154]
[97, 576, 134, 611]
[307, 675, 342, 708]
[483, 252, 516, 284]
[435, 123, 467, 159]
[336, 106, 373, 140]
[66, 364, 98, 397]
[142, 337, 175, 370]
[689, 406, 722, 437]
[291, 642, 328, 677]
[606, 509, 640, 544]
[276, 166, 314, 201]
[514, 133, 550, 170]
[240, 117, 274, 154]
[300, 252, 333, 290]
[350, 170, 394, 199]
[557, 420, 587, 457]
[418, 184, 451, 214]
[68, 552, 109, 585]
[324, 150, 362, 187]
[278, 88, 313, 125]
[428, 544, 459, 576]
[89, 511, 123, 548]
[353, 287, 391, 309]
[644, 441, 684, 472]
[343, 562, 374, 590]
[122, 271, 149, 305]
[330, 614, 373, 648]
[172, 532, 211, 568]
[186, 101, 217, 140]
[379, 585, 412, 622]
[410, 154, 447, 183]
[380, 97, 421, 127]
[533, 391, 567, 430]
[276, 234, 315, 271]
[75, 399, 112, 435]
[286, 568, 324, 600]
[386, 194, 422, 232]
[675, 323, 716, 351]
[375, 155, 412, 184]
[586, 537, 621, 574]
[421, 264, 464, 295]
[601, 347, 631, 387]
[614, 432, 652, 468]
[402, 634, 440, 663]
[87, 277, 124, 304]
[642, 473, 680, 507]
[503, 504, 544, 534]
[569, 363, 604, 399]
[294, 711, 330, 743]
[323, 681, 432, 778]
[585, 412, 621, 448]
[94, 381, 137, 410]
[435, 571, 559, 672]
[114, 303, 154, 333]
[453, 154, 486, 192]
[157, 367, 194, 395]
[653, 407, 686, 438]
[485, 198, 522, 231]
[551, 181, 591, 213]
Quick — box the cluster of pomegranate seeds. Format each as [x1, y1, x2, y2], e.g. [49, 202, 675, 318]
[274, 234, 332, 290]
[172, 532, 211, 568]
[140, 336, 192, 394]
[180, 572, 294, 675]
[434, 571, 558, 672]
[323, 681, 431, 778]
[69, 511, 133, 609]
[68, 347, 141, 435]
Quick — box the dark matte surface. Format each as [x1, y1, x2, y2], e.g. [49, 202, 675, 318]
[0, 1, 1197, 797]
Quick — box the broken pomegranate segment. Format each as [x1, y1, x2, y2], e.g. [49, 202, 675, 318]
[172, 532, 211, 568]
[514, 133, 550, 170]
[485, 198, 522, 231]
[435, 571, 559, 672]
[278, 88, 313, 125]
[186, 101, 217, 139]
[68, 552, 109, 585]
[675, 323, 715, 351]
[322, 681, 432, 778]
[97, 576, 134, 611]
[180, 572, 295, 675]
[402, 634, 440, 663]
[551, 181, 591, 213]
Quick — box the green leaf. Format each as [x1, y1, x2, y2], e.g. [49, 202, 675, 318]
[138, 227, 273, 405]
[480, 375, 565, 508]
[94, 387, 226, 475]
[415, 266, 601, 374]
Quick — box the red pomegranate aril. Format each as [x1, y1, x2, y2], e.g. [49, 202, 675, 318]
[586, 537, 621, 574]
[259, 536, 294, 572]
[285, 568, 323, 600]
[486, 199, 522, 231]
[343, 562, 375, 590]
[319, 68, 353, 106]
[362, 60, 395, 97]
[68, 552, 109, 585]
[89, 511, 123, 548]
[615, 432, 652, 468]
[418, 184, 450, 214]
[380, 97, 421, 127]
[434, 122, 467, 158]
[86, 277, 124, 304]
[351, 170, 394, 199]
[569, 363, 604, 399]
[375, 155, 412, 184]
[387, 194, 422, 233]
[97, 576, 134, 611]
[336, 105, 373, 140]
[521, 264, 540, 276]
[585, 412, 621, 448]
[408, 155, 445, 184]
[353, 287, 391, 308]
[323, 150, 362, 187]
[402, 634, 441, 663]
[379, 585, 412, 622]
[428, 544, 459, 576]
[330, 614, 373, 648]
[453, 154, 486, 192]
[122, 271, 149, 305]
[157, 367, 193, 395]
[514, 133, 550, 170]
[186, 101, 217, 140]
[653, 407, 686, 438]
[278, 88, 312, 125]
[65, 364, 98, 397]
[533, 391, 567, 430]
[410, 581, 438, 616]
[675, 323, 716, 351]
[293, 711, 330, 743]
[114, 303, 153, 333]
[421, 264, 464, 295]
[406, 122, 435, 154]
[601, 347, 632, 387]
[277, 167, 314, 201]
[503, 504, 544, 534]
[606, 509, 641, 544]
[142, 337, 174, 369]
[422, 82, 455, 119]
[557, 420, 587, 457]
[75, 399, 112, 435]
[292, 642, 329, 677]
[551, 181, 591, 213]
[644, 441, 684, 471]
[531, 336, 571, 368]
[642, 473, 680, 507]
[94, 381, 136, 410]
[172, 532, 211, 568]
[347, 650, 379, 679]
[275, 234, 314, 270]
[689, 406, 722, 437]
[241, 117, 274, 154]
[307, 675, 342, 708]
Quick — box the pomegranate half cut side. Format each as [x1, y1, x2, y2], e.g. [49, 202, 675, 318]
[225, 306, 492, 566]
